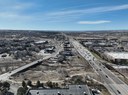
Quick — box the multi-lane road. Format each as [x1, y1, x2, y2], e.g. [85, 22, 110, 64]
[70, 38, 128, 95]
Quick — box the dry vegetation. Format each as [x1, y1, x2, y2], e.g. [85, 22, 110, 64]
[12, 48, 97, 84]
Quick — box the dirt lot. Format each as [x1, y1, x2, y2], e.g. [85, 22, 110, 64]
[12, 48, 97, 83]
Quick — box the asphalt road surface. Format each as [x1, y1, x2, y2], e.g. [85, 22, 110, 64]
[70, 38, 128, 95]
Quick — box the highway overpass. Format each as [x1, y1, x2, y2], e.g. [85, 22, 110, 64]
[0, 45, 63, 81]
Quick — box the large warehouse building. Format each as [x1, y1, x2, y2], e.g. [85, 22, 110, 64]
[105, 52, 128, 64]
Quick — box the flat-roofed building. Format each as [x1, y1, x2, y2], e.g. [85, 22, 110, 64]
[105, 52, 128, 64]
[35, 41, 48, 45]
[26, 85, 92, 95]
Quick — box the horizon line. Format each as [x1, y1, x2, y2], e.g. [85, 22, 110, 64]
[0, 29, 127, 32]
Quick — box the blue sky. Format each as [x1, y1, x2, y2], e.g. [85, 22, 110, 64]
[0, 0, 128, 31]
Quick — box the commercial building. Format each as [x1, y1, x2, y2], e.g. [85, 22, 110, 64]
[35, 41, 48, 45]
[105, 52, 128, 64]
[26, 85, 92, 95]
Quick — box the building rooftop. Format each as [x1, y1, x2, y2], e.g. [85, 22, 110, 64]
[113, 65, 128, 69]
[26, 85, 92, 95]
[105, 52, 128, 59]
[35, 41, 47, 44]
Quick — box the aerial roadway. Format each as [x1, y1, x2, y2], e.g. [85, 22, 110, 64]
[70, 38, 128, 95]
[0, 44, 63, 81]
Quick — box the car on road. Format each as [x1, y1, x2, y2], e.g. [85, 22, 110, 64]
[105, 75, 108, 78]
[117, 90, 121, 94]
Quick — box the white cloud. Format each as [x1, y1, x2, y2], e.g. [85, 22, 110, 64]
[0, 1, 35, 12]
[78, 20, 111, 24]
[0, 8, 32, 20]
[0, 1, 35, 20]
[11, 3, 35, 10]
[47, 4, 128, 16]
